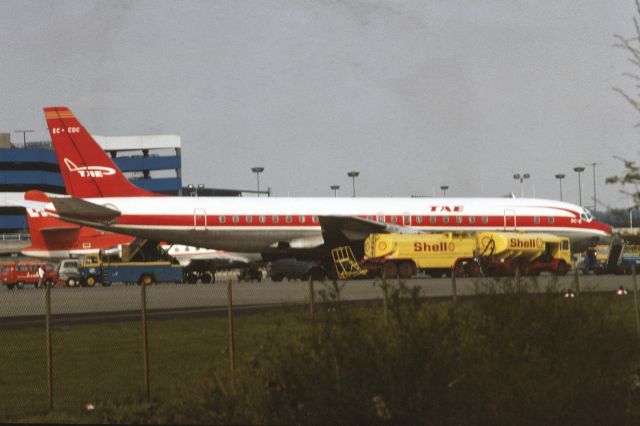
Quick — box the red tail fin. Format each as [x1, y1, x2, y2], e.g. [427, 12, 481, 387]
[44, 107, 159, 197]
[23, 190, 80, 253]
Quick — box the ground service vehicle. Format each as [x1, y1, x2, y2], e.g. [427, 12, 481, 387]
[1, 261, 57, 289]
[268, 258, 325, 282]
[592, 239, 639, 275]
[77, 240, 183, 286]
[56, 259, 80, 287]
[363, 232, 571, 278]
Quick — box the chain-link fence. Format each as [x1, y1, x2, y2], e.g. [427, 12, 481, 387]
[0, 270, 636, 421]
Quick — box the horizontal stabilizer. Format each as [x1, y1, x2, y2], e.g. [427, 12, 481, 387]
[51, 197, 121, 224]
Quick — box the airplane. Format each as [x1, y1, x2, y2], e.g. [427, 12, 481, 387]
[25, 106, 612, 268]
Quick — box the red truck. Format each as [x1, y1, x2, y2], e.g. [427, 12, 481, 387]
[1, 261, 57, 289]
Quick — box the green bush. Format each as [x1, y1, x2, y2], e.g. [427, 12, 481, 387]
[103, 284, 640, 425]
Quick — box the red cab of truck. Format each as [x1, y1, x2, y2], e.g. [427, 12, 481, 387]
[1, 261, 57, 289]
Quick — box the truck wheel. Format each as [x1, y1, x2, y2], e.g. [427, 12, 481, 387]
[271, 273, 284, 282]
[85, 275, 97, 287]
[186, 272, 198, 284]
[16, 281, 24, 290]
[398, 261, 415, 279]
[7, 284, 15, 290]
[201, 271, 213, 284]
[556, 261, 569, 276]
[140, 274, 154, 285]
[101, 281, 112, 287]
[382, 262, 398, 279]
[66, 277, 77, 287]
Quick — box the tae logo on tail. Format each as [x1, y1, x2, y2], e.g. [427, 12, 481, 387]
[64, 158, 116, 178]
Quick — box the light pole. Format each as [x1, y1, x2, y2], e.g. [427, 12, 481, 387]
[14, 129, 34, 146]
[554, 174, 565, 201]
[251, 167, 264, 197]
[347, 171, 359, 197]
[573, 166, 585, 206]
[330, 185, 340, 197]
[513, 173, 530, 198]
[588, 162, 601, 216]
[440, 185, 449, 197]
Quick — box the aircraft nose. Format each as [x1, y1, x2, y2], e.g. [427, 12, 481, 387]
[594, 220, 613, 235]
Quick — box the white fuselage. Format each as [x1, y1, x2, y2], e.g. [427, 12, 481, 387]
[45, 196, 612, 253]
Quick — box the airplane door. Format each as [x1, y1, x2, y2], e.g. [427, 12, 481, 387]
[503, 209, 516, 231]
[402, 212, 411, 226]
[194, 208, 207, 231]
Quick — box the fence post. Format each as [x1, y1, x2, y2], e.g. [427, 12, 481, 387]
[451, 267, 457, 303]
[141, 282, 150, 401]
[45, 282, 53, 411]
[227, 279, 236, 392]
[308, 276, 315, 318]
[633, 265, 640, 338]
[381, 274, 389, 324]
[572, 259, 580, 294]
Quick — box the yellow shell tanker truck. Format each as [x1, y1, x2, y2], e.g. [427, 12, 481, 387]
[363, 232, 571, 278]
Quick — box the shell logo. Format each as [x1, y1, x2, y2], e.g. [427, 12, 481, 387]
[378, 241, 388, 251]
[480, 236, 491, 248]
[364, 240, 371, 252]
[536, 238, 543, 249]
[449, 242, 456, 251]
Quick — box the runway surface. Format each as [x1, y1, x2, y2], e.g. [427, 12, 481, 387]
[0, 273, 635, 326]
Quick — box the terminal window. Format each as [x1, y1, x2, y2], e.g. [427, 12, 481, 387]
[273, 216, 279, 223]
[469, 217, 475, 224]
[246, 216, 253, 223]
[219, 216, 226, 223]
[286, 215, 293, 223]
[416, 216, 422, 224]
[259, 216, 266, 223]
[547, 217, 554, 224]
[534, 216, 540, 224]
[299, 216, 305, 223]
[429, 216, 436, 224]
[443, 217, 449, 224]
[232, 216, 240, 223]
[456, 216, 462, 224]
[482, 216, 488, 224]
[312, 216, 319, 223]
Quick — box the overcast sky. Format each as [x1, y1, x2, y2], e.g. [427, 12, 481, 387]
[1, 0, 639, 209]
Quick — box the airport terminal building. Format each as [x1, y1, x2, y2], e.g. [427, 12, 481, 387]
[0, 132, 182, 234]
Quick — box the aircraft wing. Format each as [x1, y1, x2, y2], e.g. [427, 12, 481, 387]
[319, 215, 421, 245]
